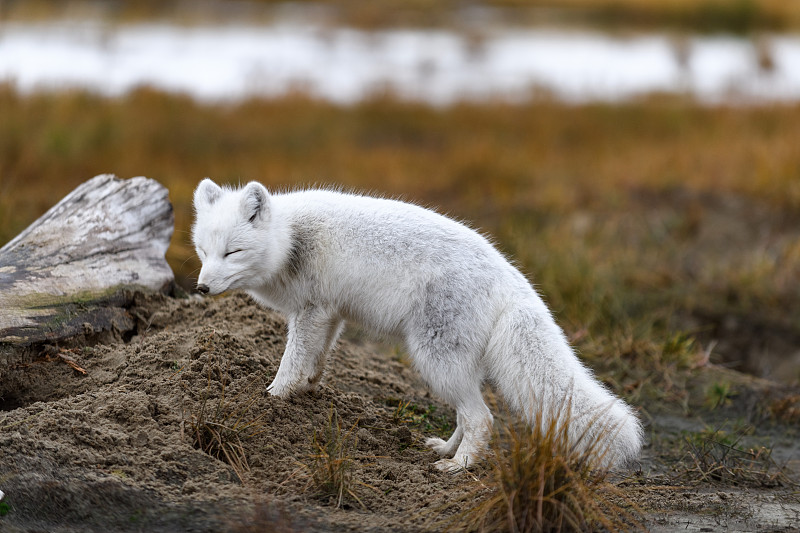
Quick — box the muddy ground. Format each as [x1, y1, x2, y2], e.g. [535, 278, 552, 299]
[1, 291, 798, 532]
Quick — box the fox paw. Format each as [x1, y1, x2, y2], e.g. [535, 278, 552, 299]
[268, 377, 320, 398]
[425, 437, 451, 457]
[434, 457, 469, 473]
[266, 381, 294, 399]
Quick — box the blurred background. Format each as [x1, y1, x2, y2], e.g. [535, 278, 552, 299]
[1, 0, 799, 389]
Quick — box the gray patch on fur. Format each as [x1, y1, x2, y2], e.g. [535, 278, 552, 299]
[285, 223, 316, 276]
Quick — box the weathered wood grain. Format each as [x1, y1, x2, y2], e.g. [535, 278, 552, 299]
[0, 174, 174, 344]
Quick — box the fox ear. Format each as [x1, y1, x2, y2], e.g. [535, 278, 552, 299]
[194, 178, 222, 209]
[240, 182, 270, 224]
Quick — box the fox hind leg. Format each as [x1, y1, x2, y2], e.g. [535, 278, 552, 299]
[434, 393, 493, 472]
[410, 343, 493, 472]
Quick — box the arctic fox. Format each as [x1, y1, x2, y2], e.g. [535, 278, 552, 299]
[192, 179, 643, 471]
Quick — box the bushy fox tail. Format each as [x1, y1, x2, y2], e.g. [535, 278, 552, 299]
[485, 300, 643, 469]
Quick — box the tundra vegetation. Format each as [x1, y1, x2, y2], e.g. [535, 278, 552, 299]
[7, 0, 800, 32]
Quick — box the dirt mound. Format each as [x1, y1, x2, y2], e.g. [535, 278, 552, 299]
[2, 292, 799, 532]
[0, 292, 463, 532]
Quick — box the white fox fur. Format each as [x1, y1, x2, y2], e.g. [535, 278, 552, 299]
[192, 179, 643, 471]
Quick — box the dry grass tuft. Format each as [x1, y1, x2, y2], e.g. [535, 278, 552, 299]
[437, 404, 642, 533]
[680, 426, 797, 488]
[301, 406, 377, 509]
[184, 361, 268, 483]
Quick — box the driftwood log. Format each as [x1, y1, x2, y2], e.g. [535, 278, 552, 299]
[0, 174, 174, 345]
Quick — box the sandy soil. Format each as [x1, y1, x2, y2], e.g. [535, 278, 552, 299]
[1, 292, 798, 532]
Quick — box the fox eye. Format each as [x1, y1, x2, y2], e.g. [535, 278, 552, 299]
[224, 249, 244, 258]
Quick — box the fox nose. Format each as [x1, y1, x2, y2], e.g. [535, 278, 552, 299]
[196, 283, 210, 294]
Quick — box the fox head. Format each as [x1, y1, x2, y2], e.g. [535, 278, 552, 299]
[192, 179, 275, 295]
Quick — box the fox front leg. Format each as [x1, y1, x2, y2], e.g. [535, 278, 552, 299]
[267, 307, 342, 398]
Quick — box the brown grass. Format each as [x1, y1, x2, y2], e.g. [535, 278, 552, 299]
[6, 0, 800, 32]
[3, 84, 800, 390]
[434, 402, 642, 532]
[3, 86, 799, 258]
[300, 406, 377, 509]
[679, 425, 797, 487]
[184, 357, 269, 483]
